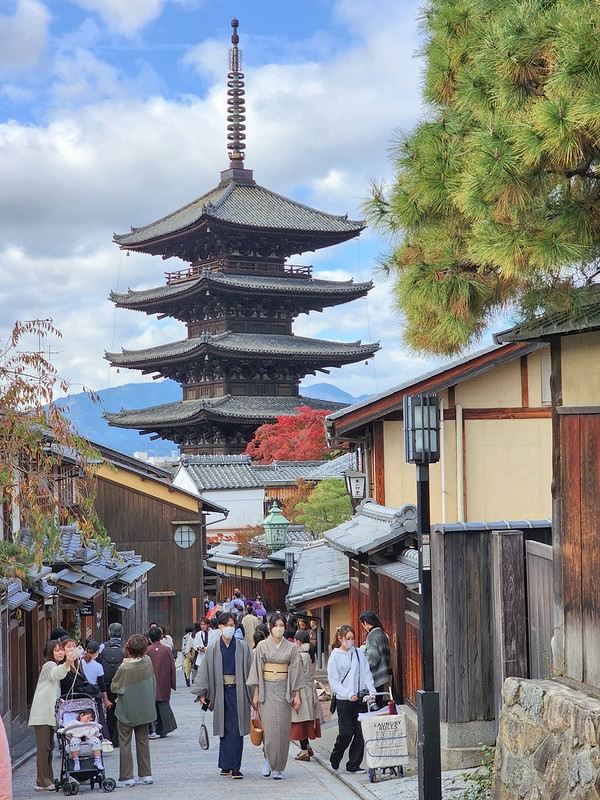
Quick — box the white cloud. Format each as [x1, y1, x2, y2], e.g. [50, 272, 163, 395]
[0, 0, 430, 400]
[0, 0, 50, 76]
[68, 0, 167, 37]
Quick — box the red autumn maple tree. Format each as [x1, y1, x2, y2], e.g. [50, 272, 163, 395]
[244, 406, 336, 463]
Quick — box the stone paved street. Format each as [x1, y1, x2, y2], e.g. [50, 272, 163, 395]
[12, 666, 477, 799]
[12, 668, 358, 800]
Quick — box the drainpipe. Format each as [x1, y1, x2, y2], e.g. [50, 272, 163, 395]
[440, 399, 446, 524]
[456, 403, 464, 522]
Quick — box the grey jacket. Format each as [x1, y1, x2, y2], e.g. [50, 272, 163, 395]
[192, 637, 254, 738]
[364, 627, 391, 687]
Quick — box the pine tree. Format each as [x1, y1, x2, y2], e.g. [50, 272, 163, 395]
[366, 0, 600, 356]
[295, 479, 352, 537]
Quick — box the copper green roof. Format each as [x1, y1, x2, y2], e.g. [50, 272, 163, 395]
[113, 177, 364, 253]
[104, 395, 343, 429]
[106, 332, 379, 368]
[110, 271, 372, 310]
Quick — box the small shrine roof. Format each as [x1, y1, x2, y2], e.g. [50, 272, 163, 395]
[104, 394, 343, 429]
[106, 332, 379, 367]
[114, 179, 363, 250]
[178, 454, 341, 491]
[110, 272, 372, 308]
[287, 540, 349, 606]
[324, 499, 418, 555]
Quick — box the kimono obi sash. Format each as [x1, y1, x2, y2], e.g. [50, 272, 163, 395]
[223, 674, 236, 685]
[263, 662, 288, 681]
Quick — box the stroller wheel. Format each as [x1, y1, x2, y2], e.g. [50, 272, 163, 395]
[101, 777, 116, 793]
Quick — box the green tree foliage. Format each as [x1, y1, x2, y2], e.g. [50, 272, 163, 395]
[295, 478, 352, 536]
[0, 320, 108, 577]
[366, 0, 600, 356]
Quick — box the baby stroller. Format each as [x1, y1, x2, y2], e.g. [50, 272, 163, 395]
[55, 695, 116, 795]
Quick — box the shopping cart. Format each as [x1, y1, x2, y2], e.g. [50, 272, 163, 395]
[358, 693, 409, 784]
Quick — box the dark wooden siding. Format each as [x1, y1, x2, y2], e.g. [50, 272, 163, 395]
[432, 529, 495, 724]
[560, 412, 600, 686]
[377, 574, 407, 703]
[92, 476, 203, 645]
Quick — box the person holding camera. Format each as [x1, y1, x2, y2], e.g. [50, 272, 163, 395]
[327, 624, 375, 775]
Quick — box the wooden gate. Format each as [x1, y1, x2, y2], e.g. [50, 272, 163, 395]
[525, 540, 554, 679]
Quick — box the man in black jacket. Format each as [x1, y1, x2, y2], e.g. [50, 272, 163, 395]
[98, 623, 125, 746]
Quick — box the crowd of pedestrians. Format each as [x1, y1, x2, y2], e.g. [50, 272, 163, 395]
[21, 590, 392, 791]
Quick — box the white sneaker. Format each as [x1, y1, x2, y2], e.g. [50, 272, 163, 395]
[262, 758, 271, 777]
[148, 732, 160, 740]
[346, 768, 367, 774]
[272, 771, 283, 780]
[117, 779, 135, 788]
[137, 776, 154, 785]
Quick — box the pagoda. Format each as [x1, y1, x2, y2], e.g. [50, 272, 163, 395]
[105, 19, 379, 455]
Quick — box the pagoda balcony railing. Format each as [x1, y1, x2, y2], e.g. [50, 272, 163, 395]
[165, 262, 313, 284]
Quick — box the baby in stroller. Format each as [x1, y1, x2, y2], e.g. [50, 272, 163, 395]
[59, 708, 103, 772]
[55, 695, 116, 793]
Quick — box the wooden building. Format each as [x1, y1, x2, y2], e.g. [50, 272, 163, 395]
[325, 340, 559, 767]
[2, 525, 153, 756]
[89, 443, 227, 643]
[207, 542, 288, 611]
[286, 539, 349, 657]
[174, 451, 357, 540]
[104, 20, 377, 455]
[494, 301, 600, 687]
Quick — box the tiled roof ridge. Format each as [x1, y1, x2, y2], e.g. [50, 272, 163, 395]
[109, 273, 372, 306]
[106, 331, 377, 363]
[114, 183, 226, 243]
[249, 181, 363, 228]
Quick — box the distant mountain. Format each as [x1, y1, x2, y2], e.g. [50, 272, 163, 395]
[301, 383, 370, 405]
[55, 380, 371, 458]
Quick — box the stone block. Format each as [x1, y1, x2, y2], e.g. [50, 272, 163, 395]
[544, 693, 572, 732]
[499, 716, 523, 754]
[545, 752, 569, 800]
[521, 683, 544, 720]
[532, 734, 556, 773]
[579, 752, 595, 786]
[522, 722, 547, 756]
[503, 677, 522, 706]
[585, 714, 599, 748]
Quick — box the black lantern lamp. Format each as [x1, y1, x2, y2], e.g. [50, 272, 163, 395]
[404, 392, 442, 800]
[403, 394, 440, 464]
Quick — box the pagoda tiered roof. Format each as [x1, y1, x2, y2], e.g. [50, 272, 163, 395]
[104, 394, 342, 431]
[106, 332, 379, 372]
[110, 270, 373, 318]
[113, 174, 364, 261]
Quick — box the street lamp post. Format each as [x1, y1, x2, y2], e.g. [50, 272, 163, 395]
[403, 393, 442, 800]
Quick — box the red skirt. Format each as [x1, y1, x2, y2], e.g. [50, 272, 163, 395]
[290, 718, 322, 741]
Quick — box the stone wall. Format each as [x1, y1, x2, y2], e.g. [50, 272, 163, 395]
[493, 676, 600, 800]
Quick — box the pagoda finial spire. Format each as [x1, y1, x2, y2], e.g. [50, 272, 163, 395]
[227, 18, 246, 168]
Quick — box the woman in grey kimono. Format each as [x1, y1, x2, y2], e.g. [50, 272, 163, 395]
[193, 613, 253, 779]
[247, 613, 305, 780]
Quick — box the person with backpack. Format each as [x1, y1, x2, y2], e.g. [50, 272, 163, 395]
[98, 623, 125, 747]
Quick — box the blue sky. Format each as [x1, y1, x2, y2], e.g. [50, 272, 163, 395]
[0, 0, 473, 400]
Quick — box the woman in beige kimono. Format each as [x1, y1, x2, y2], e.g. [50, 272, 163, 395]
[247, 613, 305, 779]
[290, 629, 323, 761]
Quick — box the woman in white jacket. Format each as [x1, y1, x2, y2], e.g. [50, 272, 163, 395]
[327, 624, 375, 774]
[28, 639, 76, 791]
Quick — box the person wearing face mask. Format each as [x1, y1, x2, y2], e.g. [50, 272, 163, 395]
[327, 624, 376, 775]
[247, 613, 306, 780]
[193, 612, 253, 779]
